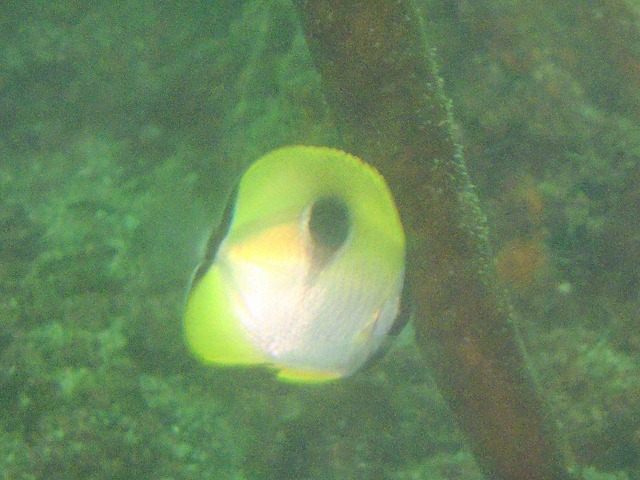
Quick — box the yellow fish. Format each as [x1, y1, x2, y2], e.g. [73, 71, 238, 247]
[184, 146, 406, 382]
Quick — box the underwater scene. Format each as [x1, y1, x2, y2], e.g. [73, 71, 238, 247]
[1, 1, 640, 479]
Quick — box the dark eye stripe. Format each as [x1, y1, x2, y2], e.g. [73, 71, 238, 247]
[308, 195, 351, 250]
[191, 185, 238, 287]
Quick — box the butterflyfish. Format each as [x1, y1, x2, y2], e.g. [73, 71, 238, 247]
[184, 146, 406, 382]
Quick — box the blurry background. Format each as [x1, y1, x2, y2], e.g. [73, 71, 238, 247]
[0, 1, 639, 478]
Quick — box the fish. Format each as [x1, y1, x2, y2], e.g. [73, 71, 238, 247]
[183, 145, 406, 382]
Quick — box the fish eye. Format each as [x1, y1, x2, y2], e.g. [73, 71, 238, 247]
[308, 195, 351, 249]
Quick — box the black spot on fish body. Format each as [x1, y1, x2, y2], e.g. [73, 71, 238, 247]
[308, 196, 350, 250]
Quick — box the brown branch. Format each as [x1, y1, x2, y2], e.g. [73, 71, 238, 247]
[292, 1, 574, 479]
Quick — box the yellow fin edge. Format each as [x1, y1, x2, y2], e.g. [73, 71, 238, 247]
[184, 265, 264, 365]
[277, 368, 344, 383]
